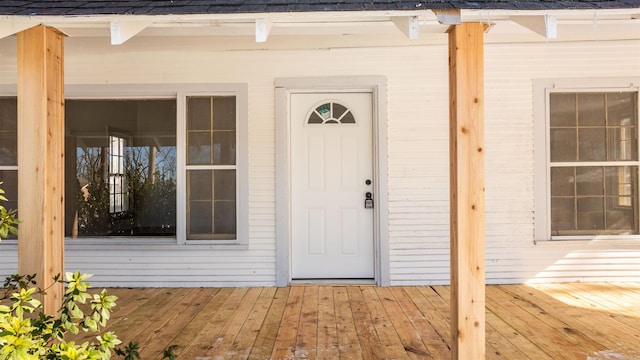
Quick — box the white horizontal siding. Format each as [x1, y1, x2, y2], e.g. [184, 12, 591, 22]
[387, 38, 640, 285]
[1, 34, 640, 286]
[0, 243, 17, 277]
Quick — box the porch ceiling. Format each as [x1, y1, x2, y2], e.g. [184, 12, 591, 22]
[1, 8, 639, 44]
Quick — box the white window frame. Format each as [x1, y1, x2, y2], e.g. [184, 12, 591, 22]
[0, 92, 17, 177]
[107, 133, 129, 214]
[0, 84, 248, 247]
[534, 78, 640, 242]
[178, 89, 248, 245]
[0, 90, 17, 242]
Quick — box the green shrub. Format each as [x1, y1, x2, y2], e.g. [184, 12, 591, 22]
[0, 271, 123, 359]
[0, 183, 18, 241]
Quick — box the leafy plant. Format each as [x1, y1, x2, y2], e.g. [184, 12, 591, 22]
[114, 341, 140, 360]
[2, 274, 37, 298]
[0, 182, 19, 241]
[162, 345, 177, 360]
[0, 271, 123, 359]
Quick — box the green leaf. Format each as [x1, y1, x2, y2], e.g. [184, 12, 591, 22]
[83, 317, 98, 332]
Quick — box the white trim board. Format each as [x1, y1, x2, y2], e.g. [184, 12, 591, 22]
[274, 76, 389, 286]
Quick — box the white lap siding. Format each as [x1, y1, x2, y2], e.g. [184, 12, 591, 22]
[0, 35, 639, 286]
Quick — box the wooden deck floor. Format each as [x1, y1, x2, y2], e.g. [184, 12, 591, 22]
[82, 283, 640, 359]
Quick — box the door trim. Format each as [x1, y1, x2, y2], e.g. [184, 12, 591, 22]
[275, 76, 389, 286]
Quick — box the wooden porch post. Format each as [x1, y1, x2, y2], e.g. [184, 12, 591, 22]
[17, 25, 65, 315]
[448, 22, 486, 359]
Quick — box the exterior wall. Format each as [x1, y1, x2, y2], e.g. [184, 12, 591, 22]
[1, 33, 640, 286]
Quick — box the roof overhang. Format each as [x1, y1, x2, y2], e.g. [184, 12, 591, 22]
[1, 8, 639, 44]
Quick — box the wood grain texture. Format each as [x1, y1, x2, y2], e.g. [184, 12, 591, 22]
[448, 21, 486, 360]
[67, 283, 640, 359]
[16, 25, 65, 315]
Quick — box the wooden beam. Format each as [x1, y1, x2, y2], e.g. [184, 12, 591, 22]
[391, 16, 419, 40]
[0, 19, 37, 40]
[511, 15, 558, 39]
[255, 18, 273, 43]
[17, 25, 65, 315]
[448, 22, 486, 360]
[110, 20, 150, 45]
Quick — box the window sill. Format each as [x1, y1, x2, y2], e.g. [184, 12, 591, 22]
[2, 237, 250, 250]
[65, 237, 248, 249]
[535, 238, 640, 247]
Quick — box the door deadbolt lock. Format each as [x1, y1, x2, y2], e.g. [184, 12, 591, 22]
[364, 192, 374, 209]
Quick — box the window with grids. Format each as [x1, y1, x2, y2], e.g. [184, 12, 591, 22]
[108, 134, 129, 214]
[0, 97, 17, 239]
[549, 91, 639, 236]
[186, 96, 237, 240]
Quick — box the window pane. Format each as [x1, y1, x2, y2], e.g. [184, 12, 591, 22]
[551, 167, 575, 197]
[576, 197, 605, 231]
[0, 98, 17, 166]
[550, 128, 577, 162]
[608, 92, 638, 161]
[607, 127, 637, 161]
[551, 197, 575, 232]
[0, 132, 17, 166]
[187, 170, 216, 236]
[308, 112, 323, 124]
[0, 170, 18, 239]
[188, 132, 212, 165]
[0, 170, 17, 211]
[188, 97, 212, 131]
[213, 131, 236, 165]
[608, 92, 637, 127]
[213, 97, 236, 131]
[66, 99, 177, 237]
[187, 169, 237, 240]
[189, 200, 213, 235]
[578, 93, 606, 126]
[189, 171, 212, 200]
[605, 166, 636, 198]
[578, 128, 606, 161]
[341, 111, 356, 124]
[214, 170, 236, 201]
[576, 167, 603, 196]
[550, 93, 576, 127]
[0, 98, 17, 130]
[214, 200, 236, 235]
[605, 197, 636, 232]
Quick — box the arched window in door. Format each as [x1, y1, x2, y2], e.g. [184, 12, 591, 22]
[307, 101, 355, 124]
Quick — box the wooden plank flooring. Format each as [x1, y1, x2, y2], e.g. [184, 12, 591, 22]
[86, 283, 640, 359]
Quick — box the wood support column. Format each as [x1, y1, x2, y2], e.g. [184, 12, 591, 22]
[448, 22, 486, 360]
[17, 25, 65, 315]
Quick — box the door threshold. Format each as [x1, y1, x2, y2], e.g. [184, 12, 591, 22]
[290, 278, 376, 285]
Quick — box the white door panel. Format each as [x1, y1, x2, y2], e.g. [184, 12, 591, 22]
[291, 92, 374, 279]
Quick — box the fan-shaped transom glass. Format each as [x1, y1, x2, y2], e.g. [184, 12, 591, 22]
[307, 101, 355, 124]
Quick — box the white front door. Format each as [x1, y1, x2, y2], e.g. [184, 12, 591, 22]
[290, 92, 374, 279]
